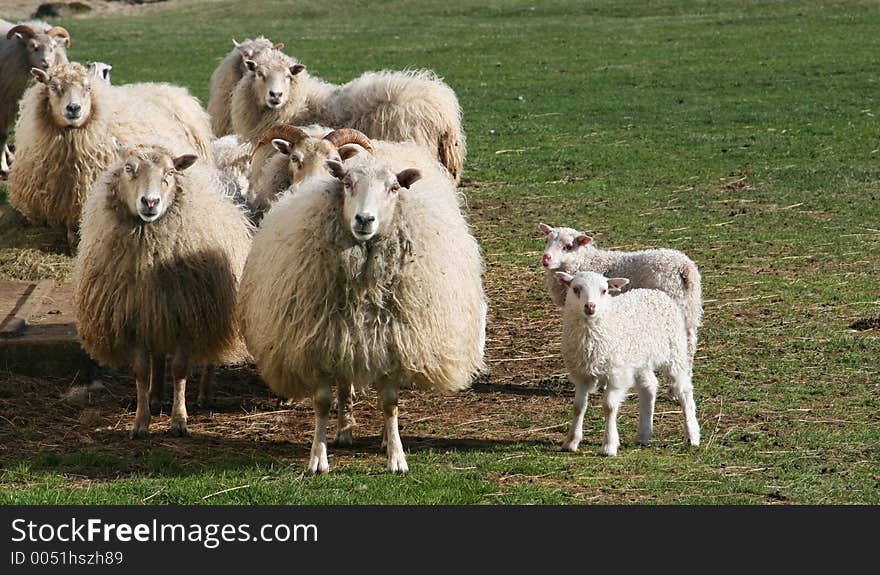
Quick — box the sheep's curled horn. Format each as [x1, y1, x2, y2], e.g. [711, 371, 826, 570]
[253, 125, 311, 155]
[323, 128, 374, 153]
[48, 26, 71, 46]
[6, 25, 36, 39]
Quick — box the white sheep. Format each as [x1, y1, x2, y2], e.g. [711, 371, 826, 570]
[73, 142, 252, 439]
[208, 37, 284, 137]
[540, 223, 703, 359]
[0, 19, 70, 173]
[86, 60, 112, 84]
[7, 62, 214, 251]
[237, 156, 486, 473]
[229, 49, 465, 181]
[211, 133, 253, 202]
[556, 271, 700, 456]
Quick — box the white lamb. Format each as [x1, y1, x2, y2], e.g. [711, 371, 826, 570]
[556, 271, 700, 456]
[540, 223, 703, 359]
[238, 156, 486, 474]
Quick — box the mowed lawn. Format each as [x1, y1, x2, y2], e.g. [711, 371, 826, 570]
[0, 0, 877, 504]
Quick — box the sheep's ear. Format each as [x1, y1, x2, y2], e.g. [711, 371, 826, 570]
[338, 144, 363, 161]
[607, 277, 629, 291]
[101, 65, 112, 80]
[555, 272, 574, 286]
[290, 64, 305, 76]
[576, 234, 592, 246]
[396, 168, 421, 189]
[325, 159, 346, 180]
[271, 138, 292, 156]
[243, 59, 257, 72]
[274, 42, 285, 51]
[31, 68, 50, 84]
[539, 222, 552, 235]
[173, 154, 198, 172]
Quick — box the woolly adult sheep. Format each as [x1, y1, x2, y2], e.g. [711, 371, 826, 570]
[0, 19, 70, 172]
[208, 37, 284, 137]
[74, 142, 252, 439]
[7, 62, 214, 251]
[540, 223, 703, 359]
[238, 156, 486, 473]
[555, 271, 700, 456]
[229, 49, 465, 181]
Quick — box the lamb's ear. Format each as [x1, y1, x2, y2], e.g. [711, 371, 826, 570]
[396, 168, 421, 189]
[271, 138, 292, 156]
[31, 68, 50, 84]
[274, 42, 285, 51]
[243, 59, 257, 72]
[555, 272, 574, 286]
[173, 154, 198, 172]
[101, 65, 112, 81]
[576, 234, 593, 246]
[338, 144, 363, 161]
[607, 277, 629, 291]
[290, 64, 305, 76]
[539, 222, 552, 235]
[325, 159, 346, 180]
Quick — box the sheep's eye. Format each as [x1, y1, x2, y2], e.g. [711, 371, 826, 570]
[601, 289, 607, 295]
[389, 183, 401, 193]
[124, 165, 134, 175]
[573, 287, 581, 297]
[564, 243, 574, 251]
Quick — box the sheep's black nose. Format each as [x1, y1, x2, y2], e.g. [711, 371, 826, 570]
[355, 214, 375, 225]
[269, 91, 282, 99]
[66, 103, 81, 115]
[141, 197, 159, 209]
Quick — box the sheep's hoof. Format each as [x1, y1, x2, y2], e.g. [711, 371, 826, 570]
[196, 395, 214, 410]
[149, 400, 162, 417]
[169, 420, 188, 438]
[307, 458, 329, 474]
[334, 429, 353, 447]
[561, 439, 581, 452]
[602, 443, 619, 457]
[387, 454, 409, 474]
[129, 426, 149, 440]
[687, 435, 701, 447]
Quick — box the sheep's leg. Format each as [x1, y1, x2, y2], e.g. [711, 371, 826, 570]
[379, 385, 407, 474]
[308, 385, 332, 474]
[1, 142, 12, 174]
[334, 382, 356, 447]
[379, 393, 388, 450]
[635, 371, 658, 446]
[197, 364, 216, 409]
[602, 370, 632, 457]
[130, 349, 151, 439]
[562, 375, 595, 452]
[168, 351, 189, 437]
[149, 353, 166, 416]
[670, 370, 700, 447]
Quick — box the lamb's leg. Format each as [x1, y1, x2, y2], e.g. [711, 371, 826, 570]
[168, 351, 189, 437]
[334, 381, 356, 447]
[308, 385, 332, 474]
[602, 370, 632, 457]
[130, 349, 151, 439]
[670, 370, 700, 447]
[197, 364, 216, 409]
[149, 353, 166, 416]
[635, 371, 658, 446]
[379, 385, 407, 474]
[562, 375, 594, 452]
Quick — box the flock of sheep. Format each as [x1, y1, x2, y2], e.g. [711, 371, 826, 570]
[0, 19, 704, 473]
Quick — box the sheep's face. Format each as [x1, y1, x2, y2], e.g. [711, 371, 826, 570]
[271, 138, 341, 185]
[19, 34, 64, 70]
[556, 271, 628, 319]
[117, 149, 198, 223]
[326, 160, 421, 242]
[86, 61, 112, 85]
[32, 66, 92, 128]
[244, 59, 305, 109]
[540, 223, 592, 271]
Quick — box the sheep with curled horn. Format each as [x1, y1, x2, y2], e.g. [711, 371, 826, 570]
[0, 19, 70, 173]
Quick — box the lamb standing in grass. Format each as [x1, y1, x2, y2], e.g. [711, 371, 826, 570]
[556, 271, 700, 456]
[540, 223, 703, 359]
[238, 157, 486, 473]
[73, 143, 252, 439]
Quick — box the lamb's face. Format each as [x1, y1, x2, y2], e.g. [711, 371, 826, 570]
[32, 66, 92, 128]
[271, 138, 341, 185]
[244, 58, 305, 109]
[117, 148, 198, 223]
[556, 271, 628, 319]
[540, 223, 592, 271]
[326, 161, 421, 242]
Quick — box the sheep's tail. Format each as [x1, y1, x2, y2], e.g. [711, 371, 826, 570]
[679, 261, 703, 360]
[438, 130, 464, 183]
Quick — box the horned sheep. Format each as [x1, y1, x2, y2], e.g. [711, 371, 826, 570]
[208, 37, 284, 138]
[237, 156, 486, 473]
[7, 62, 214, 251]
[555, 271, 700, 456]
[229, 48, 466, 181]
[0, 19, 70, 173]
[540, 223, 703, 359]
[73, 142, 252, 439]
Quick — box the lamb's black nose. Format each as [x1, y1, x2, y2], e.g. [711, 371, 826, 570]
[66, 103, 81, 115]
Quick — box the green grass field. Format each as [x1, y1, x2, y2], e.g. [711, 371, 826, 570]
[0, 0, 878, 504]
